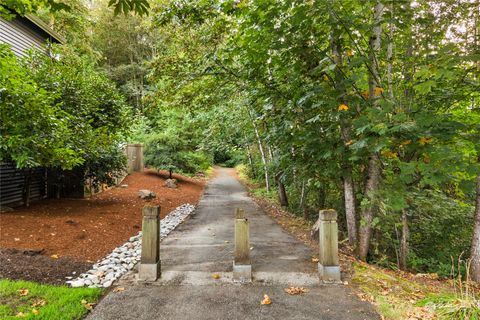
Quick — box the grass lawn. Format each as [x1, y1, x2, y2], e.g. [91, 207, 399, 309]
[0, 279, 103, 319]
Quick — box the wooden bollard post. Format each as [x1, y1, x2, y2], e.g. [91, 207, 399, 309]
[318, 209, 341, 283]
[233, 208, 251, 282]
[138, 205, 161, 281]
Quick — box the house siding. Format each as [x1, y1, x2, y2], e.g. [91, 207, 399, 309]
[0, 16, 49, 58]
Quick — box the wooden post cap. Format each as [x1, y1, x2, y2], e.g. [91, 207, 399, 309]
[235, 208, 246, 219]
[318, 209, 337, 221]
[143, 205, 160, 217]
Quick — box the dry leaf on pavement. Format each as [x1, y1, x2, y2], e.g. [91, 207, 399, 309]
[50, 254, 59, 259]
[284, 287, 308, 295]
[15, 312, 26, 317]
[261, 294, 272, 305]
[311, 258, 319, 263]
[212, 273, 221, 279]
[113, 287, 126, 292]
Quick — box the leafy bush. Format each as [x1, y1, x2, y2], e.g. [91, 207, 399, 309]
[145, 132, 212, 177]
[1, 43, 130, 192]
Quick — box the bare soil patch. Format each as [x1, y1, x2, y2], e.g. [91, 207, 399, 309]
[0, 248, 91, 285]
[0, 170, 205, 275]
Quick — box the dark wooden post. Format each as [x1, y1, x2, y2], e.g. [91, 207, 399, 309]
[318, 209, 341, 282]
[138, 205, 161, 281]
[233, 208, 251, 282]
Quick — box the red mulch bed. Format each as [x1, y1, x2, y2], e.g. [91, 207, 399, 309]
[0, 170, 205, 276]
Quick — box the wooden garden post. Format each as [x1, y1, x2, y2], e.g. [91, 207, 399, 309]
[138, 205, 161, 281]
[233, 208, 251, 282]
[318, 209, 341, 282]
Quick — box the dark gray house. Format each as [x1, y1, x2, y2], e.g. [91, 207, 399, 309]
[0, 14, 64, 208]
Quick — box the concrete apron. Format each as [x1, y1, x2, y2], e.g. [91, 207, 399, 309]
[121, 168, 322, 288]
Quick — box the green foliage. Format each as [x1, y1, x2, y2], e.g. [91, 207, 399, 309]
[145, 131, 211, 177]
[1, 42, 130, 187]
[0, 0, 149, 19]
[0, 279, 102, 319]
[0, 44, 81, 170]
[139, 0, 479, 277]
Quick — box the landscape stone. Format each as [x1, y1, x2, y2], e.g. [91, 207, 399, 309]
[138, 189, 156, 199]
[164, 179, 178, 188]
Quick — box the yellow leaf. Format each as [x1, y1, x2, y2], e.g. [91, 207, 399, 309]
[261, 294, 272, 305]
[381, 150, 398, 159]
[361, 91, 369, 98]
[323, 74, 329, 81]
[15, 312, 26, 317]
[338, 104, 349, 111]
[212, 273, 221, 280]
[81, 299, 94, 310]
[373, 87, 384, 96]
[419, 137, 432, 145]
[50, 254, 59, 259]
[32, 299, 46, 307]
[18, 289, 29, 296]
[311, 258, 319, 263]
[345, 140, 353, 146]
[113, 287, 126, 292]
[32, 309, 39, 315]
[346, 49, 354, 57]
[284, 287, 308, 295]
[401, 140, 412, 146]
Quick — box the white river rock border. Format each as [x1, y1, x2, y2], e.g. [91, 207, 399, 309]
[66, 203, 196, 288]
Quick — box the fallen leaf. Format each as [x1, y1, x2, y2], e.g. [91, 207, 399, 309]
[32, 299, 46, 307]
[14, 238, 20, 241]
[113, 287, 125, 292]
[83, 303, 94, 310]
[50, 254, 59, 259]
[261, 294, 272, 305]
[338, 104, 349, 111]
[32, 309, 39, 315]
[18, 288, 29, 296]
[311, 258, 319, 263]
[15, 312, 26, 317]
[224, 240, 229, 243]
[212, 273, 221, 280]
[81, 299, 94, 310]
[284, 287, 308, 295]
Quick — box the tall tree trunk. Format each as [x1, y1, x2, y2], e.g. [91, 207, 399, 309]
[358, 0, 384, 261]
[299, 180, 308, 220]
[358, 154, 382, 260]
[343, 173, 357, 246]
[246, 144, 255, 176]
[248, 108, 270, 192]
[275, 171, 289, 207]
[399, 209, 409, 270]
[169, 169, 173, 179]
[470, 160, 480, 281]
[332, 24, 358, 247]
